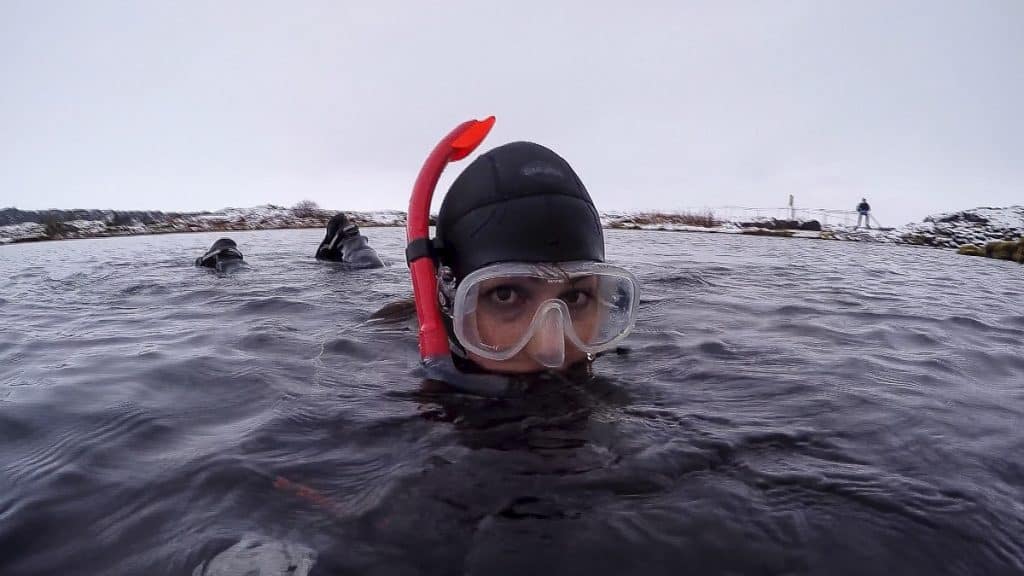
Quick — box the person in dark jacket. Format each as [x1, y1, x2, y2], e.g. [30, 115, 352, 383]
[856, 198, 872, 229]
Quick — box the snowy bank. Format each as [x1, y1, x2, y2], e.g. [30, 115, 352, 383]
[603, 206, 1024, 253]
[2, 205, 1022, 260]
[0, 206, 408, 244]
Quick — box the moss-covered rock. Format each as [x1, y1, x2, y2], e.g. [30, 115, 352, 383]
[1013, 237, 1024, 263]
[43, 216, 64, 238]
[957, 244, 985, 257]
[985, 240, 1020, 261]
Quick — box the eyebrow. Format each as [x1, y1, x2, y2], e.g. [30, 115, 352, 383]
[516, 276, 592, 286]
[482, 274, 596, 289]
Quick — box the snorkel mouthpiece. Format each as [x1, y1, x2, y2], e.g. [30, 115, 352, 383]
[407, 116, 496, 360]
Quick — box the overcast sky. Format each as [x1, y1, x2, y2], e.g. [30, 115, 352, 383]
[2, 1, 1021, 225]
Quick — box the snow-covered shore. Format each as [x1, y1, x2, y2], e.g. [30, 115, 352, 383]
[602, 207, 1024, 250]
[2, 205, 1022, 257]
[0, 205, 406, 245]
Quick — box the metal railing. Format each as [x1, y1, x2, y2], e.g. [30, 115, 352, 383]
[672, 206, 883, 228]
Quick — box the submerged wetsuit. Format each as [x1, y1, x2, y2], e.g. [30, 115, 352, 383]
[315, 213, 384, 268]
[195, 238, 244, 272]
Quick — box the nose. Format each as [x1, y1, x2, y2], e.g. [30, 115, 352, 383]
[526, 304, 566, 369]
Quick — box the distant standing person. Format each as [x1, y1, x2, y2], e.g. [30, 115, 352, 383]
[856, 198, 872, 229]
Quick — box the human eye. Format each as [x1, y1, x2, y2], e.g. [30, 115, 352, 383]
[484, 284, 523, 307]
[559, 288, 593, 308]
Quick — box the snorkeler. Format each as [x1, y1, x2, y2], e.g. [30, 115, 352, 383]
[194, 237, 244, 272]
[407, 117, 639, 377]
[197, 118, 641, 575]
[315, 212, 384, 268]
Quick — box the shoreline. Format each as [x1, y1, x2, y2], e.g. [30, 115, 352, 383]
[0, 221, 351, 246]
[2, 206, 1022, 263]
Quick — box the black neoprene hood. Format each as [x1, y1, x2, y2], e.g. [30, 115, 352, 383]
[435, 141, 605, 279]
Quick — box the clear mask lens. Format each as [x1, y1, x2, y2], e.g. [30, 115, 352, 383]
[450, 261, 639, 365]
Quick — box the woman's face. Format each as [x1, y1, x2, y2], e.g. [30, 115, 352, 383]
[467, 274, 601, 374]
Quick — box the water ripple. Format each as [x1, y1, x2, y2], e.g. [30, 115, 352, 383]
[0, 229, 1022, 575]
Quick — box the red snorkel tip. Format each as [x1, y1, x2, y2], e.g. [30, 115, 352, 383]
[450, 116, 495, 161]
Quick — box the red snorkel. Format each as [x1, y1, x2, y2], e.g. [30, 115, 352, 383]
[407, 116, 496, 360]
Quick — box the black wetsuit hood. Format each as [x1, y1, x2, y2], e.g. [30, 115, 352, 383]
[195, 238, 243, 269]
[435, 141, 604, 280]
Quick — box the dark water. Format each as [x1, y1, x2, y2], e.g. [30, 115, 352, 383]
[1, 228, 1022, 575]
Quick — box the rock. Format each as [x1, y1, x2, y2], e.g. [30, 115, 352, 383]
[985, 240, 1019, 261]
[747, 219, 821, 230]
[774, 219, 801, 230]
[741, 229, 794, 238]
[902, 234, 936, 246]
[739, 219, 775, 229]
[957, 244, 985, 257]
[936, 211, 990, 225]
